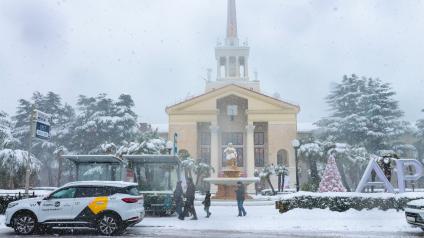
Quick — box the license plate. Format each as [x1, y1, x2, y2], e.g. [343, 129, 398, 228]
[407, 216, 416, 222]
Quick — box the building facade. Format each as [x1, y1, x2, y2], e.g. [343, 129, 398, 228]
[166, 0, 300, 189]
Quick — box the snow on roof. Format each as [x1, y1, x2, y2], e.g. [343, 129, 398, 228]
[62, 155, 123, 164]
[63, 181, 137, 188]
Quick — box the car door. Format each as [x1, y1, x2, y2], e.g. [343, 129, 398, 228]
[39, 187, 76, 222]
[73, 186, 111, 221]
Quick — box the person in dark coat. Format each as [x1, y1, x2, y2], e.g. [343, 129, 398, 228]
[174, 181, 184, 217]
[202, 191, 211, 218]
[179, 178, 197, 220]
[235, 181, 247, 217]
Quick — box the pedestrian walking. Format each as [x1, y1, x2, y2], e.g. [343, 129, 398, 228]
[174, 181, 184, 217]
[179, 178, 198, 220]
[235, 181, 247, 217]
[202, 191, 212, 218]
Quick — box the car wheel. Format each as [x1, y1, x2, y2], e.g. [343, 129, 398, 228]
[13, 212, 37, 235]
[97, 213, 121, 236]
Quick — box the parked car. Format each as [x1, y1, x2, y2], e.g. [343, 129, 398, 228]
[4, 181, 144, 236]
[405, 199, 424, 230]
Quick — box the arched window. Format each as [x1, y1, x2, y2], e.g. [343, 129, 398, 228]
[277, 149, 289, 167]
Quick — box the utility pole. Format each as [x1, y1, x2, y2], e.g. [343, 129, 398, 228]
[24, 105, 36, 197]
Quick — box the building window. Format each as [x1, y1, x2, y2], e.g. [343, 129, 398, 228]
[254, 132, 265, 167]
[221, 132, 243, 167]
[229, 56, 236, 77]
[199, 132, 211, 164]
[239, 57, 245, 77]
[277, 149, 289, 167]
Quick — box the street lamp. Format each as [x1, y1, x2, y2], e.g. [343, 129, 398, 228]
[291, 139, 301, 192]
[166, 141, 173, 155]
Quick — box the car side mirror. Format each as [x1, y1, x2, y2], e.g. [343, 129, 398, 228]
[43, 196, 50, 200]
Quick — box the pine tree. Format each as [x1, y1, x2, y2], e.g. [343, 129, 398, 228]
[72, 94, 139, 153]
[416, 109, 424, 161]
[0, 111, 19, 148]
[0, 111, 41, 188]
[12, 92, 76, 186]
[319, 154, 346, 192]
[316, 74, 409, 152]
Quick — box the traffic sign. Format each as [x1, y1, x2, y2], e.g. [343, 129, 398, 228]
[34, 110, 51, 140]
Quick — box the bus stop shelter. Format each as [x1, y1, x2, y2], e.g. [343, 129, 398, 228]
[62, 155, 126, 181]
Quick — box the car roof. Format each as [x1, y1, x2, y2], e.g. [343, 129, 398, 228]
[62, 181, 137, 188]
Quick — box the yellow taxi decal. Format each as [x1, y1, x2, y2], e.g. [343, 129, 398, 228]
[88, 197, 108, 214]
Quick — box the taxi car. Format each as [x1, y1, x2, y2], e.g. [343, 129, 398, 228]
[5, 181, 144, 235]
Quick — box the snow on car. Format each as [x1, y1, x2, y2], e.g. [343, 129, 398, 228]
[405, 199, 424, 230]
[4, 181, 144, 236]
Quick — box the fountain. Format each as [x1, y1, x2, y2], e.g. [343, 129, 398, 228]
[204, 143, 259, 200]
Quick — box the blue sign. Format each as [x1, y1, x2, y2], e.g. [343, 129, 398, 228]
[34, 110, 51, 140]
[35, 122, 50, 140]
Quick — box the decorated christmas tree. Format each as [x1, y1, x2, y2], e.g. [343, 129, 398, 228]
[319, 154, 346, 192]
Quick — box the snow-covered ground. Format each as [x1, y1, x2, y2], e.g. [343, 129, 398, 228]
[140, 205, 419, 233]
[0, 205, 421, 236]
[0, 214, 5, 230]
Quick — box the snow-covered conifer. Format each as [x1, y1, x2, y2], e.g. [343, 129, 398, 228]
[316, 74, 409, 152]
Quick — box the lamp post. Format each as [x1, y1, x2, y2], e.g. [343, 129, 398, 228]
[166, 141, 173, 155]
[291, 139, 301, 192]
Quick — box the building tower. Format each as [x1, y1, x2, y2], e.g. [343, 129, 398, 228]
[205, 0, 260, 92]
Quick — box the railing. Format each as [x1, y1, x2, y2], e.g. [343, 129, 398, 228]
[0, 192, 37, 214]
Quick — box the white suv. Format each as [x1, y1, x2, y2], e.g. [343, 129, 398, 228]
[405, 199, 424, 231]
[5, 181, 144, 236]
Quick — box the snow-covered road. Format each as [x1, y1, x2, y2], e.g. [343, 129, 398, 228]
[1, 205, 423, 237]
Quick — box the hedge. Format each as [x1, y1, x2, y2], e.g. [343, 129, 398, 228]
[275, 192, 424, 213]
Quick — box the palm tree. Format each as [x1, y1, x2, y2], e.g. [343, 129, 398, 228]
[260, 165, 276, 195]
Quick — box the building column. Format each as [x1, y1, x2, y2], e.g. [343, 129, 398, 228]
[244, 58, 249, 79]
[217, 59, 221, 79]
[209, 124, 220, 193]
[236, 56, 240, 78]
[245, 123, 255, 193]
[225, 56, 229, 78]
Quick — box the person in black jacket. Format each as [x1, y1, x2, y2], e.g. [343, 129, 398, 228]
[179, 178, 197, 220]
[202, 191, 211, 218]
[174, 181, 184, 217]
[235, 181, 247, 217]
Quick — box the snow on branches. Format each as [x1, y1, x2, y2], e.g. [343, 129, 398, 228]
[316, 74, 409, 152]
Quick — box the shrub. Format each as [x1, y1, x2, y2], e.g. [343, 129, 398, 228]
[275, 192, 424, 213]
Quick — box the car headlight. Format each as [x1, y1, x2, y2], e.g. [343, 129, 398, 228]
[7, 202, 18, 209]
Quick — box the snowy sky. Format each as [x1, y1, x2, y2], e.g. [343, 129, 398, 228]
[0, 0, 424, 124]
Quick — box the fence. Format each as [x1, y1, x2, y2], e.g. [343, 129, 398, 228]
[0, 192, 37, 214]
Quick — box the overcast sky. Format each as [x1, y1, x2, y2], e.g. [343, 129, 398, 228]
[1, 0, 424, 124]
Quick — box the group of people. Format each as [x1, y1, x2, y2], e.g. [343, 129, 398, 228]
[173, 179, 247, 220]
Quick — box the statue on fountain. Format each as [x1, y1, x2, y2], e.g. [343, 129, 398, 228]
[224, 143, 238, 168]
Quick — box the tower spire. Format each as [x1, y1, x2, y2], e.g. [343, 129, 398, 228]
[226, 0, 238, 46]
